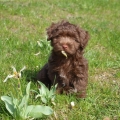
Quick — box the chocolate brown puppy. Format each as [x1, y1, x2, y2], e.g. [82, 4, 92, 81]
[37, 20, 90, 98]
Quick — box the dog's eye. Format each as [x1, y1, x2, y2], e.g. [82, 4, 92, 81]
[52, 39, 58, 44]
[75, 39, 79, 43]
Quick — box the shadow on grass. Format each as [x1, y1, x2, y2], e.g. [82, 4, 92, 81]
[0, 101, 13, 119]
[24, 69, 39, 83]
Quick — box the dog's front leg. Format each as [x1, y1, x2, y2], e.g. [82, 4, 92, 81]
[73, 79, 87, 98]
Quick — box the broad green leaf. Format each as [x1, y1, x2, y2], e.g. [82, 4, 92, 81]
[28, 105, 53, 118]
[18, 95, 27, 109]
[38, 81, 49, 95]
[18, 82, 31, 118]
[49, 88, 55, 97]
[19, 82, 31, 110]
[12, 98, 18, 107]
[48, 84, 57, 98]
[25, 82, 31, 105]
[1, 96, 13, 105]
[41, 97, 47, 104]
[36, 82, 57, 104]
[26, 82, 31, 95]
[24, 105, 35, 119]
[1, 96, 15, 115]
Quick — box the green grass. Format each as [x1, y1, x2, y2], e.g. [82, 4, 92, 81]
[0, 0, 120, 119]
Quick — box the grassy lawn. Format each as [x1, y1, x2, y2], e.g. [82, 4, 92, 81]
[0, 0, 120, 119]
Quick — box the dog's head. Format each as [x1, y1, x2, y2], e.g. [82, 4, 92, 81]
[47, 20, 90, 57]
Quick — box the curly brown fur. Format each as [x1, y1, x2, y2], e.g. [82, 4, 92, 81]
[37, 20, 90, 98]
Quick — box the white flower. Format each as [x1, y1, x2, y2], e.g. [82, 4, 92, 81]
[68, 101, 75, 109]
[3, 66, 26, 82]
[70, 101, 75, 107]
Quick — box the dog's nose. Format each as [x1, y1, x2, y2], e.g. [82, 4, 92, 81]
[62, 44, 68, 49]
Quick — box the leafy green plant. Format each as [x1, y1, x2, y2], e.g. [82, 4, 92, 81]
[1, 66, 53, 120]
[33, 81, 57, 105]
[1, 82, 53, 120]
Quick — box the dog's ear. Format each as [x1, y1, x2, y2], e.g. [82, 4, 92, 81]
[46, 23, 54, 41]
[76, 27, 90, 49]
[46, 20, 70, 41]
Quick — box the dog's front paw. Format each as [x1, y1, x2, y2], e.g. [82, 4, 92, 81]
[77, 91, 86, 98]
